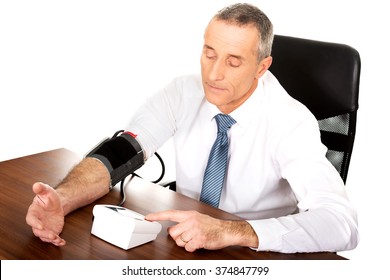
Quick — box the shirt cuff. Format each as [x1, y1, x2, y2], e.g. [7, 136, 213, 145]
[247, 218, 289, 252]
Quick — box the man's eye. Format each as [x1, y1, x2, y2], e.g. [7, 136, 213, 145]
[228, 59, 241, 67]
[229, 62, 240, 67]
[205, 49, 216, 59]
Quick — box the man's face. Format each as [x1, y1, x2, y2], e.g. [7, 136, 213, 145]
[200, 19, 270, 114]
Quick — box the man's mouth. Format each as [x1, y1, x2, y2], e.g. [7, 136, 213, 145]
[205, 82, 226, 93]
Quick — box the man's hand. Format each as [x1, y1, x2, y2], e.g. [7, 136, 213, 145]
[25, 182, 66, 246]
[145, 210, 258, 252]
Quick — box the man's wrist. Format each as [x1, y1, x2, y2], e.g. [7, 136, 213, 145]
[223, 220, 259, 248]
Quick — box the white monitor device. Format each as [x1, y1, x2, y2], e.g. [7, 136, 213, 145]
[91, 204, 162, 250]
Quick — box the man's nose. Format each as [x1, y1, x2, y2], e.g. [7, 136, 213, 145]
[209, 59, 225, 81]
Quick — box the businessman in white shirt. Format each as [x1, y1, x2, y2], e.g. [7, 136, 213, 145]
[26, 3, 358, 254]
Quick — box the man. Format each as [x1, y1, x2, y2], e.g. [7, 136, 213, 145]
[26, 3, 358, 253]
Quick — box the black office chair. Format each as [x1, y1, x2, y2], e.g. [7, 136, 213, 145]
[160, 35, 361, 190]
[269, 35, 361, 183]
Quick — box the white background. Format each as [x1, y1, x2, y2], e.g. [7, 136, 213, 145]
[0, 0, 388, 274]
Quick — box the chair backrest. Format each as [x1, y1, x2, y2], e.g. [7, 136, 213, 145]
[269, 35, 361, 183]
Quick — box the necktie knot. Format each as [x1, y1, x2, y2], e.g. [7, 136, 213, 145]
[215, 114, 236, 134]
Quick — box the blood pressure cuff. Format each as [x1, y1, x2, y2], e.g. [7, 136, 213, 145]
[86, 132, 144, 187]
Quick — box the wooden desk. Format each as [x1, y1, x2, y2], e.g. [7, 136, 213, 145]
[0, 148, 345, 260]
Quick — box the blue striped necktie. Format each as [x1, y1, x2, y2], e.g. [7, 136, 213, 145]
[200, 114, 236, 207]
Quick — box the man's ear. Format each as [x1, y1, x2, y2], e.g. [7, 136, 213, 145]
[255, 56, 273, 79]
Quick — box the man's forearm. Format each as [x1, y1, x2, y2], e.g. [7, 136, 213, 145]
[223, 220, 259, 248]
[55, 157, 111, 215]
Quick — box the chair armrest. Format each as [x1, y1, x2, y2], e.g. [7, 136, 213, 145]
[159, 181, 176, 191]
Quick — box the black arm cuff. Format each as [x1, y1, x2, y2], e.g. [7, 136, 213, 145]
[86, 133, 144, 186]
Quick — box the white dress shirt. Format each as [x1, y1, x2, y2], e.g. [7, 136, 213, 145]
[126, 71, 359, 253]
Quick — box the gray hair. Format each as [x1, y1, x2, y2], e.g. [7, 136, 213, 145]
[213, 3, 274, 61]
